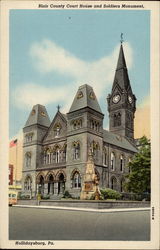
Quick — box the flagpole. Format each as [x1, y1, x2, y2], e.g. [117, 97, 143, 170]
[15, 142, 17, 189]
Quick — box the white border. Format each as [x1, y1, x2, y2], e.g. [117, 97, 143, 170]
[0, 1, 159, 249]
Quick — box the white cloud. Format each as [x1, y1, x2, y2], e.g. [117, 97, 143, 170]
[13, 82, 73, 110]
[14, 40, 133, 110]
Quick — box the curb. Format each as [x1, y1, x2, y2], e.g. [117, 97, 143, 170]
[12, 205, 151, 213]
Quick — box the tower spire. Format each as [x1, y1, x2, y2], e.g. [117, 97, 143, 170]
[107, 38, 136, 140]
[112, 41, 131, 92]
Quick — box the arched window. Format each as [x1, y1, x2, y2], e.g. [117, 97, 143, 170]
[73, 119, 82, 130]
[90, 120, 100, 131]
[91, 141, 99, 160]
[103, 147, 107, 166]
[113, 113, 121, 127]
[128, 158, 131, 173]
[24, 176, 32, 190]
[113, 114, 117, 127]
[73, 142, 80, 160]
[120, 155, 124, 172]
[62, 145, 67, 162]
[54, 123, 61, 137]
[44, 150, 51, 164]
[120, 179, 124, 192]
[111, 152, 115, 170]
[111, 177, 117, 190]
[117, 113, 121, 126]
[56, 149, 60, 163]
[25, 152, 31, 167]
[73, 172, 81, 188]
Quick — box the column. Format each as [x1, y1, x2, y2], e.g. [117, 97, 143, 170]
[54, 182, 58, 195]
[44, 183, 48, 195]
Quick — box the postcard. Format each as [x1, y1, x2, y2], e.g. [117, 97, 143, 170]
[0, 1, 159, 249]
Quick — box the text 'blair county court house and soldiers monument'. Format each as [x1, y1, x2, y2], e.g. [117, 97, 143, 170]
[22, 42, 138, 199]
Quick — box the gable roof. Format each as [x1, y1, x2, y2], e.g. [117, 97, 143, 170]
[69, 84, 103, 114]
[24, 104, 50, 128]
[42, 111, 67, 142]
[103, 129, 138, 153]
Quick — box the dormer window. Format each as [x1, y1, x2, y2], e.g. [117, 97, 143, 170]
[77, 91, 83, 99]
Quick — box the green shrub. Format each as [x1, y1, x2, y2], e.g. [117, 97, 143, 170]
[100, 188, 122, 200]
[41, 194, 50, 200]
[62, 190, 72, 199]
[20, 194, 31, 199]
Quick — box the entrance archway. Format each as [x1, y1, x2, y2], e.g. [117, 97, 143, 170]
[47, 174, 54, 195]
[58, 173, 65, 194]
[38, 175, 44, 194]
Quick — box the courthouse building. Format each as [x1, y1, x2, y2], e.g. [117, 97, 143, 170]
[22, 43, 138, 198]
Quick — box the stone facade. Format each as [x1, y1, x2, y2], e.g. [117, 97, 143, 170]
[22, 44, 137, 198]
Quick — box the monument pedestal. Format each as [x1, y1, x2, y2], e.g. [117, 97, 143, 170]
[80, 150, 101, 200]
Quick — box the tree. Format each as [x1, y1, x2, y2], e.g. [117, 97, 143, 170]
[125, 136, 151, 194]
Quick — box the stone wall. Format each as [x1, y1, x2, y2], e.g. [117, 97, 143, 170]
[17, 199, 150, 209]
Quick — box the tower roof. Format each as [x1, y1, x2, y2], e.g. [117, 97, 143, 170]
[69, 84, 102, 114]
[112, 44, 132, 92]
[24, 104, 51, 128]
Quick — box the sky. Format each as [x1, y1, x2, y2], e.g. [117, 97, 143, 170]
[9, 9, 150, 139]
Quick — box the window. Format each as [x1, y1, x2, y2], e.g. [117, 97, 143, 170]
[111, 177, 117, 190]
[24, 176, 32, 190]
[25, 152, 31, 167]
[73, 142, 80, 160]
[120, 155, 124, 172]
[91, 141, 99, 160]
[128, 158, 131, 173]
[103, 147, 107, 166]
[73, 172, 81, 188]
[113, 113, 121, 127]
[43, 149, 52, 165]
[117, 113, 121, 126]
[56, 149, 60, 163]
[104, 152, 107, 165]
[111, 152, 115, 170]
[62, 145, 67, 162]
[54, 123, 61, 137]
[90, 120, 100, 131]
[120, 179, 124, 192]
[25, 133, 33, 143]
[73, 119, 82, 130]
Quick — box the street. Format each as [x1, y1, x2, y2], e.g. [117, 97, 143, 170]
[9, 207, 150, 241]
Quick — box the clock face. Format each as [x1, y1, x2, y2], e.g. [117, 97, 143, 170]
[128, 95, 133, 104]
[113, 94, 120, 103]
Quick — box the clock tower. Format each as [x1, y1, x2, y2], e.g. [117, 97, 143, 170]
[107, 42, 136, 140]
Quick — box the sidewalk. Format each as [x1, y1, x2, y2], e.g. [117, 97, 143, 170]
[13, 204, 150, 213]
